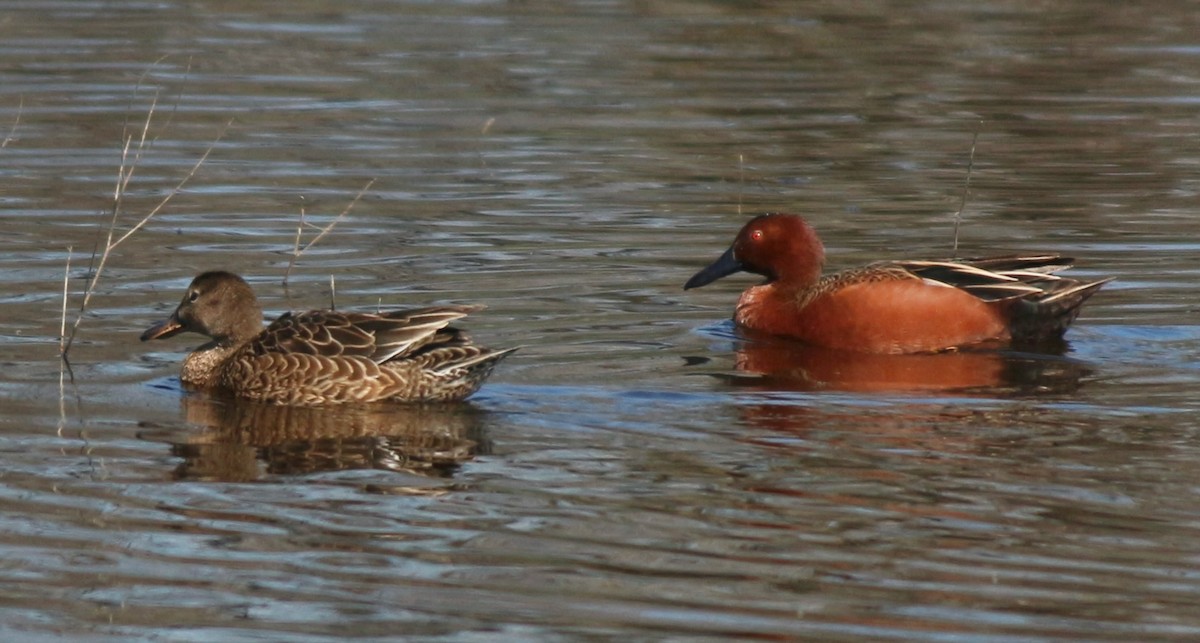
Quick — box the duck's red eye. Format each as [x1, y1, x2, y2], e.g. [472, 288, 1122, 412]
[750, 229, 765, 242]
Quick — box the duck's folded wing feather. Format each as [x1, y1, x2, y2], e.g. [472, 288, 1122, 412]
[892, 256, 1080, 303]
[952, 254, 1073, 275]
[251, 305, 484, 364]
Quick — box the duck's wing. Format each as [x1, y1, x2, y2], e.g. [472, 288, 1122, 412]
[952, 254, 1072, 275]
[890, 255, 1098, 303]
[411, 342, 521, 374]
[250, 305, 484, 365]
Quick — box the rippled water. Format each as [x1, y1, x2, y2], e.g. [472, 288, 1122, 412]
[3, 1, 1200, 640]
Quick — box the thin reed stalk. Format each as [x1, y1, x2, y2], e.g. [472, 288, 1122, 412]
[283, 178, 376, 291]
[952, 124, 982, 257]
[59, 246, 72, 356]
[59, 100, 231, 365]
[2, 96, 21, 149]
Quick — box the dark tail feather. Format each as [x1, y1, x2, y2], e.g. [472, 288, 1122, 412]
[1009, 278, 1112, 342]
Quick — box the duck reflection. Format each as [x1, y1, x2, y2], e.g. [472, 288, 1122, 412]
[702, 330, 1089, 395]
[149, 394, 489, 481]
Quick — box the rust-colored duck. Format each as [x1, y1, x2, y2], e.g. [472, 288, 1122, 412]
[685, 213, 1110, 353]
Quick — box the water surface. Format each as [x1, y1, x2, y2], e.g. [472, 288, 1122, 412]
[3, 1, 1200, 640]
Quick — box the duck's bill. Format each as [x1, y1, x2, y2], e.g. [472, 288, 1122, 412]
[140, 316, 184, 341]
[684, 246, 743, 290]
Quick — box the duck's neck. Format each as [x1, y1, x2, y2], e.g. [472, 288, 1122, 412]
[735, 277, 823, 336]
[774, 218, 826, 286]
[180, 338, 245, 387]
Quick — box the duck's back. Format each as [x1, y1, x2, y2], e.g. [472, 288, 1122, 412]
[218, 306, 515, 405]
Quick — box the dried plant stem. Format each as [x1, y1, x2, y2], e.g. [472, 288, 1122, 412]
[952, 124, 982, 257]
[283, 178, 376, 289]
[58, 245, 78, 436]
[2, 95, 22, 149]
[59, 108, 231, 364]
[58, 245, 75, 387]
[70, 96, 160, 345]
[59, 246, 72, 354]
[737, 153, 745, 217]
[151, 57, 191, 148]
[291, 205, 306, 270]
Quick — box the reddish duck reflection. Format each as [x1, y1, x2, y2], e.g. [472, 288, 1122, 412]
[709, 329, 1088, 395]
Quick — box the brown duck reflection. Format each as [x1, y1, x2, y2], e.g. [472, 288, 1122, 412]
[150, 393, 489, 481]
[708, 330, 1088, 395]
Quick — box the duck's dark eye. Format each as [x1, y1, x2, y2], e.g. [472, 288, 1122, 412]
[188, 290, 200, 303]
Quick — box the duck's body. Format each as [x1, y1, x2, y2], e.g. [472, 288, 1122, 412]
[142, 272, 515, 405]
[685, 214, 1110, 354]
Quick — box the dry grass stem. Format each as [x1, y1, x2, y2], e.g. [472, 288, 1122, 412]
[120, 56, 172, 150]
[111, 118, 231, 250]
[60, 104, 231, 364]
[283, 178, 376, 289]
[58, 245, 75, 386]
[58, 245, 78, 435]
[737, 153, 745, 216]
[952, 124, 982, 256]
[59, 246, 72, 355]
[109, 57, 192, 216]
[2, 96, 22, 149]
[291, 205, 306, 268]
[151, 57, 191, 147]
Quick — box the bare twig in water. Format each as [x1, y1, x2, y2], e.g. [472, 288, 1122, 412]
[119, 55, 172, 153]
[59, 246, 72, 356]
[737, 153, 745, 217]
[58, 245, 75, 385]
[329, 274, 337, 311]
[151, 57, 191, 148]
[60, 104, 231, 365]
[283, 178, 376, 290]
[291, 202, 306, 269]
[952, 123, 982, 257]
[58, 247, 78, 441]
[477, 117, 496, 172]
[1, 96, 22, 148]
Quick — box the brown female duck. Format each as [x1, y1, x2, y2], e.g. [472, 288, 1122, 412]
[140, 271, 516, 405]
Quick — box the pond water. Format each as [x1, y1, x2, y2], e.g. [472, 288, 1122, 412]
[3, 0, 1200, 640]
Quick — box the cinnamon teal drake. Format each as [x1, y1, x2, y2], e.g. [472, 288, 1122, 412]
[141, 271, 516, 405]
[684, 213, 1111, 354]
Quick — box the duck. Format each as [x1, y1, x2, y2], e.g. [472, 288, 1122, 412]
[140, 271, 516, 405]
[684, 213, 1110, 354]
